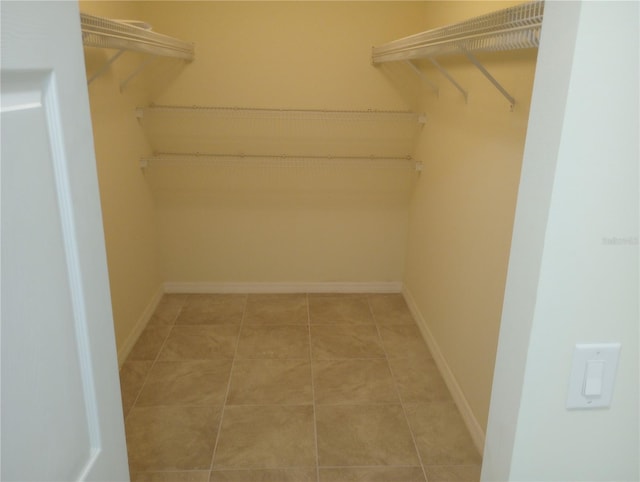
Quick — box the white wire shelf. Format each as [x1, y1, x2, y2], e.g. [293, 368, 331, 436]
[140, 153, 422, 171]
[138, 105, 424, 123]
[372, 1, 544, 108]
[81, 13, 194, 60]
[372, 1, 543, 63]
[81, 12, 194, 88]
[137, 105, 425, 160]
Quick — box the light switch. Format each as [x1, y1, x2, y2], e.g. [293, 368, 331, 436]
[583, 360, 605, 397]
[566, 343, 620, 409]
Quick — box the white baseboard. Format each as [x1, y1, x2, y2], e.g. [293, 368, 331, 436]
[164, 281, 403, 294]
[402, 285, 486, 455]
[117, 284, 165, 368]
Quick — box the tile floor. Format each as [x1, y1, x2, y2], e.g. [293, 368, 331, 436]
[119, 293, 481, 482]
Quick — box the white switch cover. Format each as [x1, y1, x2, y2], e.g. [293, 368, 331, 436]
[566, 343, 621, 409]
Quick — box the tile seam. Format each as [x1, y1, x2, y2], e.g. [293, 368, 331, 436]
[366, 294, 430, 482]
[208, 294, 249, 472]
[307, 292, 321, 482]
[124, 295, 187, 422]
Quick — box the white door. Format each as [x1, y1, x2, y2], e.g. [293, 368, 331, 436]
[1, 2, 129, 481]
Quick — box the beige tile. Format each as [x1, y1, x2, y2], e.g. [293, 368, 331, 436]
[311, 325, 385, 359]
[368, 294, 415, 325]
[388, 355, 452, 403]
[177, 294, 246, 325]
[424, 465, 481, 482]
[158, 325, 239, 360]
[125, 405, 220, 471]
[213, 405, 315, 468]
[227, 359, 312, 405]
[119, 361, 154, 418]
[309, 295, 373, 324]
[148, 294, 189, 325]
[211, 468, 316, 482]
[132, 472, 210, 482]
[313, 359, 398, 404]
[236, 325, 310, 359]
[128, 325, 173, 361]
[404, 402, 481, 466]
[319, 466, 426, 482]
[316, 404, 419, 467]
[377, 325, 430, 358]
[244, 294, 308, 324]
[136, 360, 232, 407]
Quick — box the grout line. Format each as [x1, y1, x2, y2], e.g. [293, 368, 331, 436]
[366, 296, 430, 482]
[209, 465, 320, 472]
[237, 354, 387, 362]
[123, 295, 187, 422]
[317, 464, 426, 468]
[307, 293, 321, 482]
[309, 400, 409, 407]
[233, 356, 311, 360]
[208, 294, 249, 472]
[129, 399, 416, 408]
[216, 401, 314, 407]
[134, 463, 447, 474]
[317, 464, 427, 470]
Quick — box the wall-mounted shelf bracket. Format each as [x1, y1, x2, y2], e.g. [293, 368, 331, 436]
[429, 58, 468, 103]
[405, 61, 438, 95]
[87, 49, 124, 85]
[461, 49, 515, 110]
[119, 55, 159, 92]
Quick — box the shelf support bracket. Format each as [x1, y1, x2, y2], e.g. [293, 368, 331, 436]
[87, 49, 124, 85]
[429, 58, 468, 103]
[461, 49, 515, 109]
[404, 61, 438, 95]
[120, 56, 159, 92]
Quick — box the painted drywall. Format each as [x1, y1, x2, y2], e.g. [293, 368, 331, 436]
[483, 1, 639, 480]
[82, 1, 164, 361]
[403, 1, 538, 436]
[134, 1, 428, 285]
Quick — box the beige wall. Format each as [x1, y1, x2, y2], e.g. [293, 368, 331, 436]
[82, 1, 163, 361]
[135, 1, 428, 285]
[403, 2, 537, 434]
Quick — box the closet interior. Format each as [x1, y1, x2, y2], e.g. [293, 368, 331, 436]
[81, 1, 540, 480]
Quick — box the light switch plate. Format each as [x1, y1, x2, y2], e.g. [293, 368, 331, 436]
[566, 343, 621, 409]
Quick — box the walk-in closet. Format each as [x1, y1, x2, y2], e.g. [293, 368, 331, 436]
[7, 0, 629, 480]
[82, 1, 538, 480]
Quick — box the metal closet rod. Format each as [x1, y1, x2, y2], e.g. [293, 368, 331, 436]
[138, 105, 426, 122]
